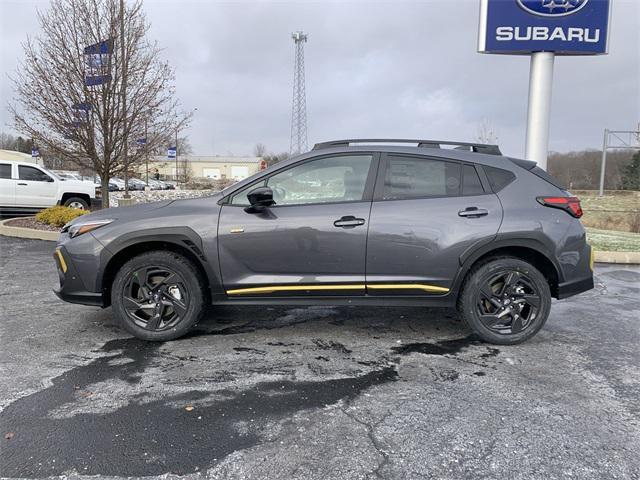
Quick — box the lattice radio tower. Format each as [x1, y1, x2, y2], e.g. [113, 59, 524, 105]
[290, 31, 308, 155]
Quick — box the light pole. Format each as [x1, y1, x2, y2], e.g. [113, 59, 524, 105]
[119, 0, 130, 198]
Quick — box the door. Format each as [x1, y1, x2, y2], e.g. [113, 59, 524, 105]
[14, 164, 58, 207]
[230, 165, 249, 180]
[366, 154, 502, 295]
[218, 154, 377, 296]
[0, 163, 15, 208]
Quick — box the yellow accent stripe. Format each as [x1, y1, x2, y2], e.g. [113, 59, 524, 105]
[367, 283, 450, 293]
[226, 284, 366, 295]
[56, 249, 68, 273]
[226, 283, 449, 295]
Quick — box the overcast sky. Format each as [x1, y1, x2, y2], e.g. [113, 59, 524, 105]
[1, 0, 638, 157]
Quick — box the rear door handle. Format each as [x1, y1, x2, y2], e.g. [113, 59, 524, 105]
[17, 183, 27, 186]
[458, 207, 488, 218]
[334, 215, 366, 228]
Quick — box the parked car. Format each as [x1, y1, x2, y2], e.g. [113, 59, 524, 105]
[1, 160, 97, 213]
[146, 179, 166, 190]
[109, 178, 126, 191]
[127, 178, 147, 191]
[52, 139, 593, 344]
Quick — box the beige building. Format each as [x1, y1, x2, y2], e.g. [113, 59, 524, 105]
[0, 149, 42, 165]
[146, 155, 262, 181]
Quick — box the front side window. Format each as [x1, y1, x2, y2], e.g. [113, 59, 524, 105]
[231, 155, 373, 206]
[18, 165, 52, 182]
[382, 156, 461, 200]
[0, 164, 11, 179]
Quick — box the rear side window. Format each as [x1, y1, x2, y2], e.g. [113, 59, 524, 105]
[530, 166, 566, 190]
[0, 164, 11, 179]
[382, 156, 461, 200]
[18, 165, 51, 182]
[462, 165, 484, 195]
[484, 166, 515, 192]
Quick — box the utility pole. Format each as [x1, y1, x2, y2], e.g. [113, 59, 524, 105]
[290, 31, 308, 155]
[120, 0, 129, 197]
[145, 117, 148, 185]
[175, 127, 178, 186]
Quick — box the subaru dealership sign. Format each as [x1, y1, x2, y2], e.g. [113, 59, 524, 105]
[479, 0, 611, 55]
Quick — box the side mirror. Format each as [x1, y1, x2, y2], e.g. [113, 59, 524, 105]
[46, 176, 55, 182]
[244, 186, 275, 213]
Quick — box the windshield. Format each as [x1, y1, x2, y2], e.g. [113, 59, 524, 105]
[41, 166, 62, 180]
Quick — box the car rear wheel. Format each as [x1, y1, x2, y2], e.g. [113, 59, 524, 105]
[63, 197, 89, 210]
[457, 257, 551, 345]
[111, 251, 206, 341]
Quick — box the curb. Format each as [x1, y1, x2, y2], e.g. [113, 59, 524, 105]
[1, 218, 639, 264]
[0, 218, 59, 241]
[594, 251, 640, 265]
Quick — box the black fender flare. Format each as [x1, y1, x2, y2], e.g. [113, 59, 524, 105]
[451, 233, 564, 295]
[97, 226, 222, 298]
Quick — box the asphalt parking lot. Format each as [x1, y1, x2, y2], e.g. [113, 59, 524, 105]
[0, 235, 639, 479]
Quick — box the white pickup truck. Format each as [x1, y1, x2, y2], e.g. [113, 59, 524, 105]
[0, 160, 98, 214]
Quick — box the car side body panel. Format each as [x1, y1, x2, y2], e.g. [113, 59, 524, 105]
[365, 193, 503, 292]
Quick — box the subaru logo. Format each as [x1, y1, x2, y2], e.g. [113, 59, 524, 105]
[517, 0, 589, 17]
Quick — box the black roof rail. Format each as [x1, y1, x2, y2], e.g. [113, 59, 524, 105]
[311, 139, 502, 156]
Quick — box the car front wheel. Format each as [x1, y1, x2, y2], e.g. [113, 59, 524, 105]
[457, 257, 551, 345]
[111, 251, 207, 341]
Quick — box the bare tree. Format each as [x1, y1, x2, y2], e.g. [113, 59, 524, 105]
[475, 119, 499, 145]
[253, 143, 267, 158]
[9, 0, 190, 207]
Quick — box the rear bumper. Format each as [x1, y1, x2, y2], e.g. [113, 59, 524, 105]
[53, 246, 104, 307]
[557, 275, 594, 299]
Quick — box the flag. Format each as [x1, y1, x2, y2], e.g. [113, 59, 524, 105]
[84, 39, 113, 87]
[168, 146, 177, 159]
[136, 138, 147, 145]
[31, 148, 40, 158]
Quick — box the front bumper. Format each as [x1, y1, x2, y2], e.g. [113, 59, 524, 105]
[53, 246, 104, 306]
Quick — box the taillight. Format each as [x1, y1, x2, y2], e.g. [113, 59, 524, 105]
[537, 196, 583, 218]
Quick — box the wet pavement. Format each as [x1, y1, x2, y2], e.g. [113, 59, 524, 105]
[0, 235, 639, 479]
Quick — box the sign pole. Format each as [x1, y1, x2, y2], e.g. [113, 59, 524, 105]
[524, 51, 555, 170]
[598, 128, 608, 196]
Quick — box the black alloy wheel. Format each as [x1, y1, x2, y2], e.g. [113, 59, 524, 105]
[111, 251, 207, 341]
[122, 266, 189, 331]
[458, 257, 551, 345]
[475, 270, 541, 335]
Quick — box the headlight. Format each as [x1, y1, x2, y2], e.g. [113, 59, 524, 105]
[63, 219, 114, 238]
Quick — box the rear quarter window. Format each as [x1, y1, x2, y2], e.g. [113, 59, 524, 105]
[483, 166, 515, 192]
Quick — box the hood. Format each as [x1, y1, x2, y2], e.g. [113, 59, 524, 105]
[68, 200, 173, 224]
[62, 179, 94, 189]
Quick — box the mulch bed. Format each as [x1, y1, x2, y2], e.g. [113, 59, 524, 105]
[4, 217, 60, 232]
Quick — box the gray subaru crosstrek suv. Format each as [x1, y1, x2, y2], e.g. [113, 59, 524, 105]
[53, 139, 594, 344]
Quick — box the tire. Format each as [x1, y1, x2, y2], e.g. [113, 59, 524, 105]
[63, 197, 89, 210]
[111, 250, 207, 341]
[457, 257, 551, 345]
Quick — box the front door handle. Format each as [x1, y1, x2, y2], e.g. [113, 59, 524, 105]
[17, 182, 27, 186]
[334, 215, 366, 228]
[458, 207, 488, 218]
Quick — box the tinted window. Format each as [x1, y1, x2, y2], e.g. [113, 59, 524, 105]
[462, 165, 484, 195]
[232, 155, 373, 206]
[19, 165, 51, 182]
[0, 164, 11, 179]
[230, 180, 266, 205]
[382, 156, 461, 200]
[484, 166, 515, 192]
[530, 166, 566, 190]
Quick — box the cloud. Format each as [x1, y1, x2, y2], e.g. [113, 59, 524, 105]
[1, 0, 638, 158]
